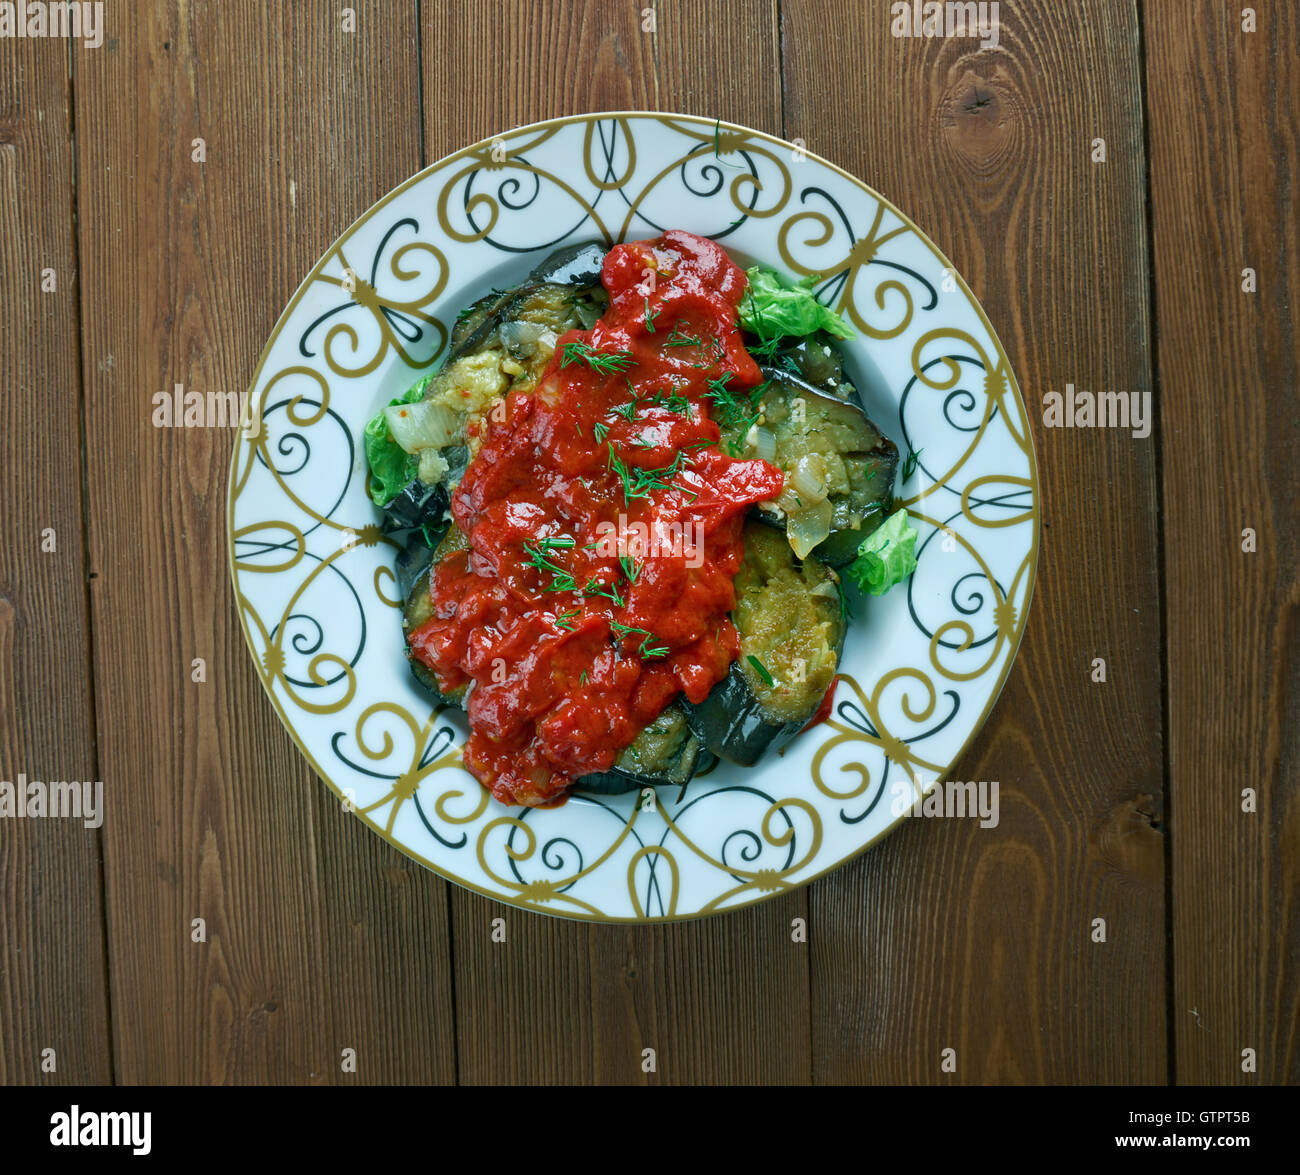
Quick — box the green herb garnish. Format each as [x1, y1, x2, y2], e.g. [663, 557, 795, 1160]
[608, 445, 696, 504]
[650, 390, 691, 413]
[610, 621, 669, 660]
[522, 542, 577, 592]
[705, 375, 766, 453]
[902, 446, 924, 480]
[747, 655, 776, 687]
[561, 341, 635, 375]
[583, 577, 625, 609]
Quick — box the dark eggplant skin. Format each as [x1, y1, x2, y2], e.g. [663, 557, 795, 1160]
[684, 642, 844, 767]
[683, 661, 788, 768]
[575, 702, 716, 795]
[383, 478, 453, 602]
[526, 239, 607, 287]
[684, 524, 848, 766]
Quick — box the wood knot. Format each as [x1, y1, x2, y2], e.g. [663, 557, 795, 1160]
[940, 69, 1020, 182]
[1096, 794, 1165, 884]
[0, 108, 22, 148]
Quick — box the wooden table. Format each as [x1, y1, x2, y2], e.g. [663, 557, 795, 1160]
[2, 0, 1295, 1085]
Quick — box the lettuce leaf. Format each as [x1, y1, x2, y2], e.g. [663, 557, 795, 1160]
[364, 377, 431, 507]
[738, 266, 854, 342]
[847, 509, 919, 597]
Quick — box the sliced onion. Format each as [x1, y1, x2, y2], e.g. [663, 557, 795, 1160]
[791, 453, 829, 503]
[384, 400, 460, 453]
[500, 320, 556, 354]
[787, 497, 833, 559]
[500, 320, 544, 347]
[748, 425, 777, 463]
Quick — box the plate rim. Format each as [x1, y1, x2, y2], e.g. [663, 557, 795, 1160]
[226, 110, 1041, 923]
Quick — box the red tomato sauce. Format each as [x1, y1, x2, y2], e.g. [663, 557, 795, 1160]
[408, 230, 784, 806]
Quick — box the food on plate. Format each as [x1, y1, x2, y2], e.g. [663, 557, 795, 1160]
[681, 521, 847, 766]
[715, 366, 897, 566]
[365, 230, 918, 807]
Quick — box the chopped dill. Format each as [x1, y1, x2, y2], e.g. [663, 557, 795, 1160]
[610, 620, 669, 660]
[583, 576, 625, 609]
[522, 542, 576, 592]
[561, 340, 635, 375]
[664, 324, 702, 348]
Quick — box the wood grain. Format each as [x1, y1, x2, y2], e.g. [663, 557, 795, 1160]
[421, 0, 812, 1085]
[2, 0, 1295, 1090]
[781, 0, 1168, 1082]
[71, 0, 456, 1083]
[0, 36, 112, 1086]
[1144, 0, 1300, 1084]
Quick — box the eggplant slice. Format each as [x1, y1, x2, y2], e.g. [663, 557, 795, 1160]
[763, 330, 859, 402]
[575, 702, 716, 795]
[402, 524, 470, 708]
[684, 522, 846, 766]
[445, 241, 608, 367]
[717, 366, 897, 567]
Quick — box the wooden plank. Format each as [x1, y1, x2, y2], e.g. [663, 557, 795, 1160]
[1145, 0, 1300, 1084]
[73, 0, 456, 1082]
[0, 37, 112, 1086]
[423, 0, 812, 1084]
[782, 0, 1167, 1081]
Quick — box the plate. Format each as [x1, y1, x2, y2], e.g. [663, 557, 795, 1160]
[228, 113, 1038, 921]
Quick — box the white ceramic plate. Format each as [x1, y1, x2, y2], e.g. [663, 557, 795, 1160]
[228, 113, 1038, 921]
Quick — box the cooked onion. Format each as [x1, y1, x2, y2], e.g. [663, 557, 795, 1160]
[791, 453, 829, 503]
[749, 425, 777, 463]
[500, 320, 544, 347]
[500, 320, 557, 354]
[384, 400, 459, 453]
[774, 486, 801, 514]
[787, 497, 832, 558]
